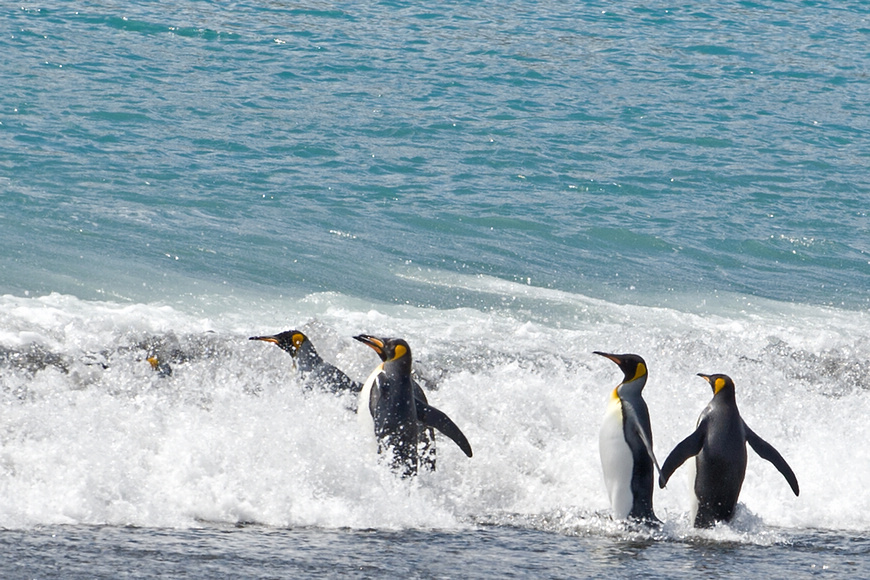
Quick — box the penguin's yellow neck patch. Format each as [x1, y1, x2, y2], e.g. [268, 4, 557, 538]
[714, 377, 727, 394]
[630, 362, 647, 383]
[611, 386, 620, 401]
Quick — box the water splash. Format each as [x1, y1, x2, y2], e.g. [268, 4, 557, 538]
[0, 282, 867, 533]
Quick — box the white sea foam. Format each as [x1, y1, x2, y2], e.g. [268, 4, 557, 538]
[0, 276, 867, 535]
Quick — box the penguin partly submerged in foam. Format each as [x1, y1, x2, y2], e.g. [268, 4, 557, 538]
[659, 373, 800, 528]
[249, 330, 361, 395]
[146, 355, 173, 378]
[594, 351, 661, 523]
[354, 334, 472, 477]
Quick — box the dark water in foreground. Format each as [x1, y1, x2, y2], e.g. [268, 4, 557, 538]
[3, 523, 867, 579]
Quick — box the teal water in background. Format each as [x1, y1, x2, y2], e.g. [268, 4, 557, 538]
[2, 2, 870, 577]
[3, 1, 868, 307]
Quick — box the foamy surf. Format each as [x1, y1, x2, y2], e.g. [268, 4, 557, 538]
[0, 280, 867, 534]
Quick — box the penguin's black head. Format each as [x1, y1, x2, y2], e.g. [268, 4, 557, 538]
[354, 334, 411, 365]
[594, 352, 647, 383]
[249, 330, 308, 357]
[697, 373, 735, 395]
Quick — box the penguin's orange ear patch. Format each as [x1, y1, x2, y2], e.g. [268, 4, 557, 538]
[631, 362, 647, 382]
[292, 333, 305, 348]
[714, 377, 727, 394]
[393, 344, 407, 361]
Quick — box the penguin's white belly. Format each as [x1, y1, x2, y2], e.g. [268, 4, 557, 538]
[357, 365, 381, 452]
[688, 456, 699, 524]
[599, 397, 634, 520]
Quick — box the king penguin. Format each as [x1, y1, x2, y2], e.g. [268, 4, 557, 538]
[354, 334, 472, 477]
[594, 351, 661, 523]
[659, 373, 800, 528]
[249, 330, 362, 395]
[146, 355, 172, 378]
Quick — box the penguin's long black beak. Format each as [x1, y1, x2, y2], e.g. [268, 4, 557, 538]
[354, 334, 386, 357]
[249, 335, 279, 344]
[697, 373, 720, 394]
[593, 351, 621, 364]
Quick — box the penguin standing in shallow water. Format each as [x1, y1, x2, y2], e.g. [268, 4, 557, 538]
[354, 334, 472, 477]
[249, 330, 361, 395]
[594, 352, 660, 523]
[659, 373, 800, 528]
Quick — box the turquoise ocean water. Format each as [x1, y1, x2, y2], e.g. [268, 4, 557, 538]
[2, 1, 869, 577]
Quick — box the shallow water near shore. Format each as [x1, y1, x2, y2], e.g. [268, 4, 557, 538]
[1, 523, 867, 578]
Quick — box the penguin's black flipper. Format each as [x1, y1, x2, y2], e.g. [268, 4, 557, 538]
[745, 424, 800, 496]
[659, 424, 706, 488]
[415, 400, 473, 458]
[622, 399, 661, 475]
